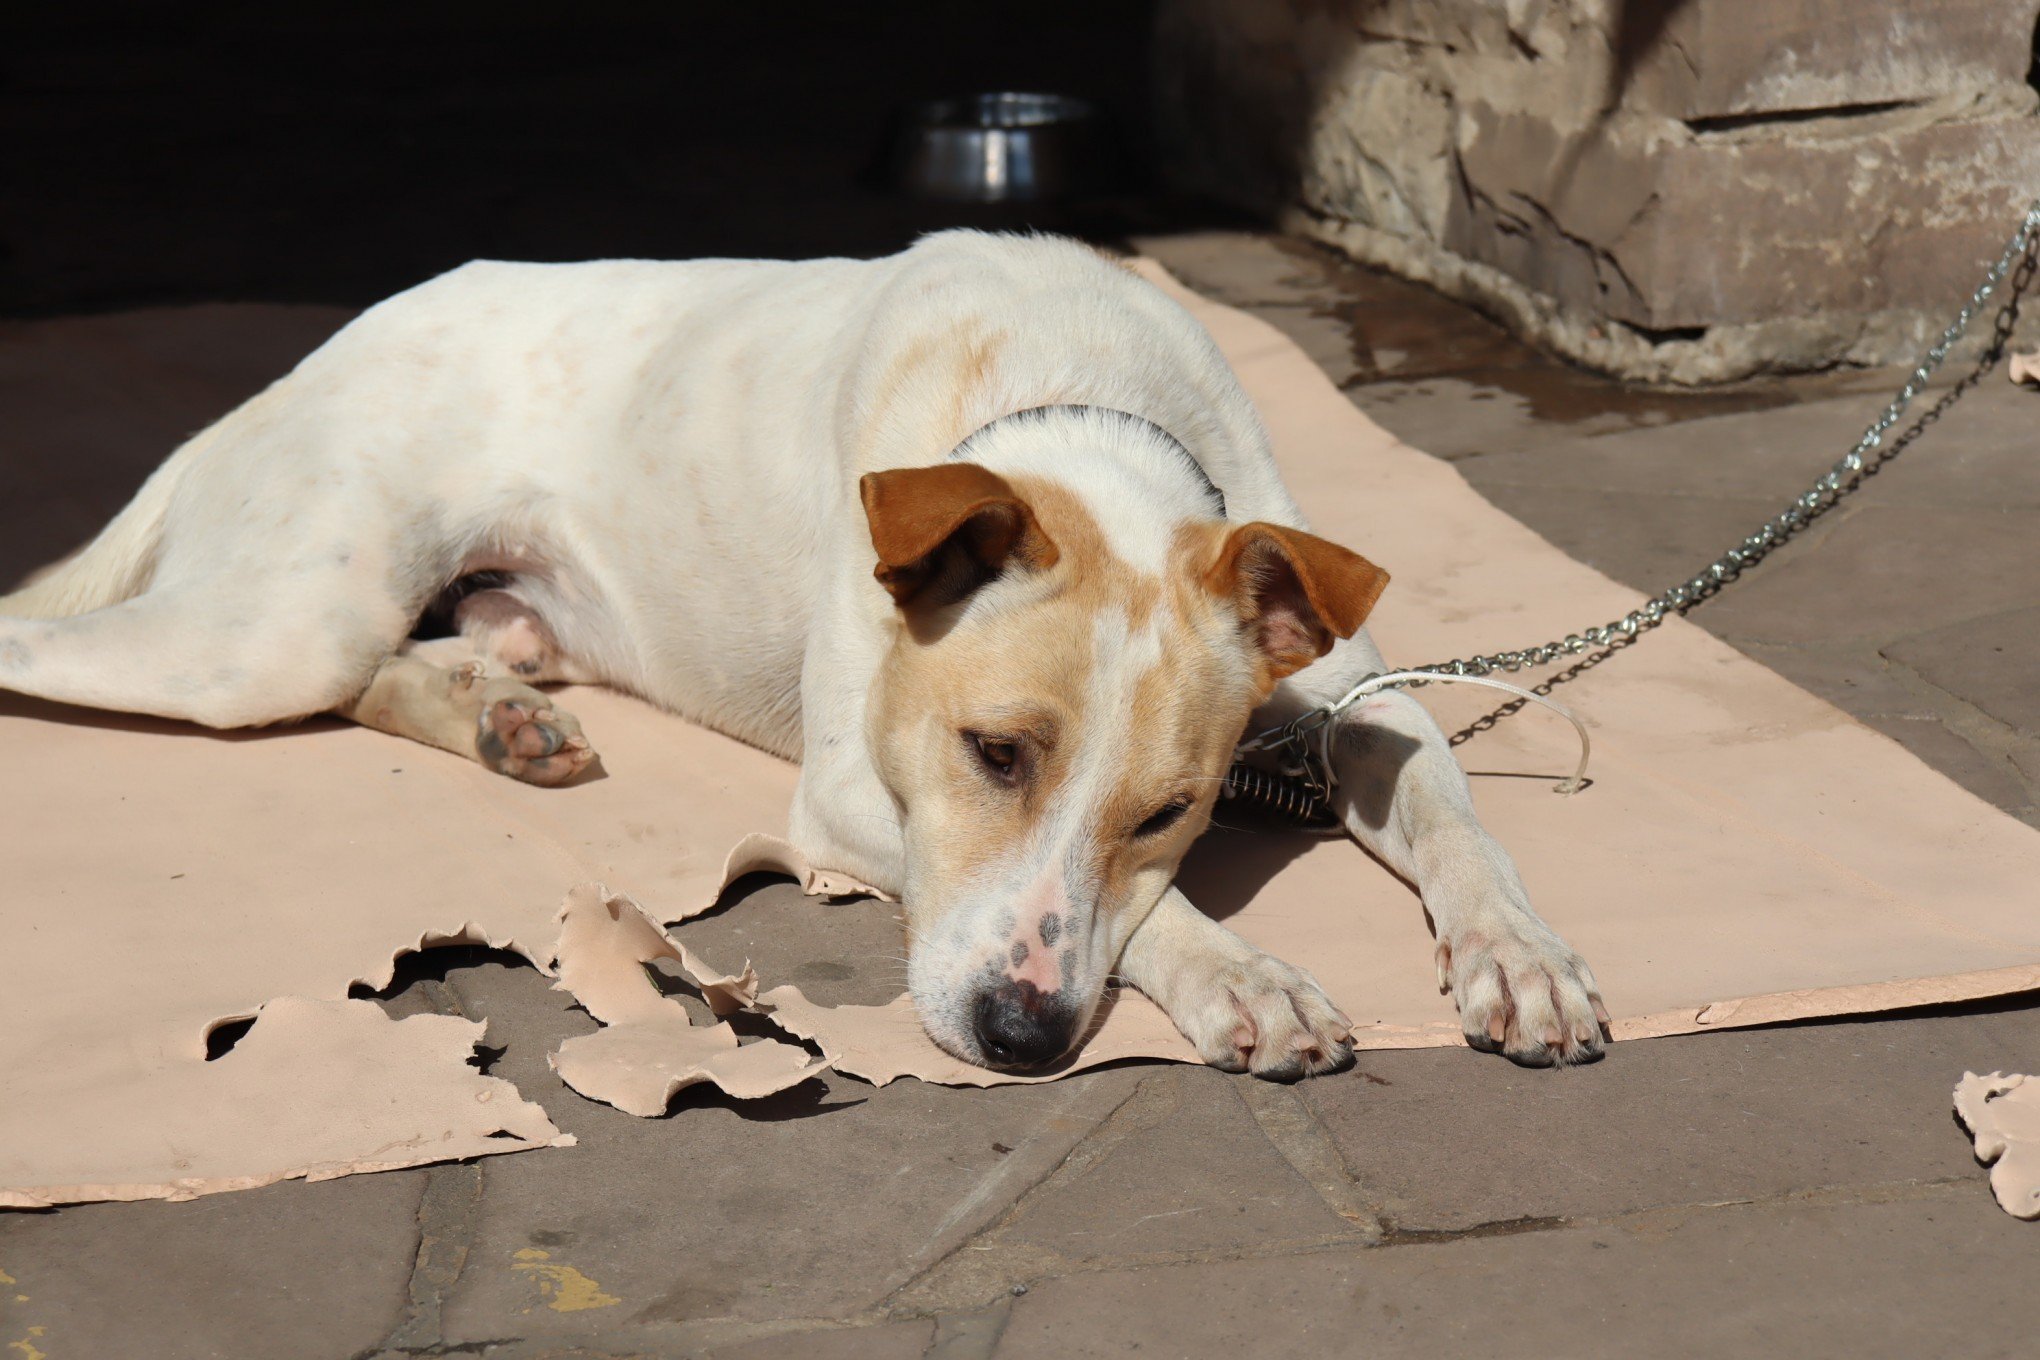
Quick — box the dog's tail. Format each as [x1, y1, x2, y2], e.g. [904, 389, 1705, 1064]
[0, 428, 206, 620]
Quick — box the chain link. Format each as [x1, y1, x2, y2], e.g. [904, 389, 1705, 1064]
[1399, 199, 2040, 683]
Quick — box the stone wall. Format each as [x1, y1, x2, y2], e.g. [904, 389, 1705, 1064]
[1154, 0, 2040, 382]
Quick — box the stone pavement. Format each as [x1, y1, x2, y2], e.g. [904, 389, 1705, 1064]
[3, 233, 2037, 1359]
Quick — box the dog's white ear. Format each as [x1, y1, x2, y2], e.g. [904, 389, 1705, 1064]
[1206, 523, 1390, 681]
[859, 463, 1060, 607]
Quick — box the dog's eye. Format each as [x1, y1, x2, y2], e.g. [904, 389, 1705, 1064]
[968, 732, 1021, 781]
[1135, 799, 1191, 838]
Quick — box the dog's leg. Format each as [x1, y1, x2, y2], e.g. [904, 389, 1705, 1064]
[1117, 887, 1355, 1080]
[0, 587, 594, 786]
[0, 585, 395, 728]
[339, 647, 596, 787]
[1265, 633, 1609, 1067]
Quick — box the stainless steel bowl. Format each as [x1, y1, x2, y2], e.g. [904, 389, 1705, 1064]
[891, 92, 1112, 203]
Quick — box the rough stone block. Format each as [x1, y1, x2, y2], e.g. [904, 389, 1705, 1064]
[1622, 0, 2040, 121]
[419, 895, 1147, 1350]
[1298, 1006, 2035, 1232]
[1156, 0, 2040, 377]
[992, 1192, 2037, 1359]
[1450, 100, 2040, 331]
[0, 1171, 425, 1360]
[991, 1069, 1353, 1260]
[1882, 605, 2040, 733]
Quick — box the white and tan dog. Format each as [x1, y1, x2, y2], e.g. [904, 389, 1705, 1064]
[1, 231, 1606, 1077]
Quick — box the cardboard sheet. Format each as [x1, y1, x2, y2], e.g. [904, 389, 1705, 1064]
[1, 998, 566, 1209]
[1955, 1072, 2040, 1220]
[6, 262, 2040, 1206]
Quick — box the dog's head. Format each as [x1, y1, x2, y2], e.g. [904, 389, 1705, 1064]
[859, 433, 1388, 1071]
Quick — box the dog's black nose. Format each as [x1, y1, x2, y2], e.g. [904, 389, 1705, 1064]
[973, 982, 1074, 1070]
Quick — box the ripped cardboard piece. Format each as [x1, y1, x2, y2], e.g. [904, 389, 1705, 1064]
[547, 883, 824, 1116]
[0, 998, 568, 1210]
[711, 832, 892, 906]
[1954, 1072, 2040, 1220]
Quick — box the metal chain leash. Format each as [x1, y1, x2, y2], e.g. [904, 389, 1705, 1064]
[1408, 198, 2040, 682]
[1225, 198, 2040, 826]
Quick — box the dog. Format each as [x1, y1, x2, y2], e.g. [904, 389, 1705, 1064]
[0, 230, 1607, 1077]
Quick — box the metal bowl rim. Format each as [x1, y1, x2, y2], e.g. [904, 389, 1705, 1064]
[903, 91, 1101, 132]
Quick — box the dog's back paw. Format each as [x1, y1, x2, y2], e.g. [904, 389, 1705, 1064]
[476, 682, 597, 786]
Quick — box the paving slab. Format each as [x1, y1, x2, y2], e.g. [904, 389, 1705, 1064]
[381, 890, 1151, 1353]
[1444, 377, 2040, 511]
[1729, 639, 1943, 720]
[1683, 504, 2040, 647]
[1298, 1006, 2037, 1233]
[888, 1067, 1378, 1318]
[0, 1169, 423, 1360]
[987, 1187, 2035, 1360]
[1449, 482, 1834, 607]
[989, 1068, 1353, 1262]
[702, 1318, 937, 1360]
[1884, 606, 2040, 735]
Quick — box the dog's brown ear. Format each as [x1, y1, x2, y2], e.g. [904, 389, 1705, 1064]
[860, 463, 1060, 607]
[1206, 523, 1390, 681]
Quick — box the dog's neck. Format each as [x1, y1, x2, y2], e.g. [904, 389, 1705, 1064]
[947, 407, 1228, 548]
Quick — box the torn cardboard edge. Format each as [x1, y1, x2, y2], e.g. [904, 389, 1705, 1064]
[3, 860, 836, 1209]
[666, 860, 2040, 1086]
[1954, 1071, 2040, 1221]
[1667, 966, 2040, 1038]
[545, 881, 825, 1117]
[185, 921, 556, 1062]
[686, 831, 895, 914]
[1, 998, 574, 1211]
[557, 845, 2040, 1095]
[23, 845, 2037, 1212]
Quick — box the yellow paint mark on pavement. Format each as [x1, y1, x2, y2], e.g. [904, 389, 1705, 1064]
[2, 1268, 46, 1360]
[512, 1248, 620, 1313]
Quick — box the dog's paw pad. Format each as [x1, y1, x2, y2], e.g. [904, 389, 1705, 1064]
[477, 688, 596, 786]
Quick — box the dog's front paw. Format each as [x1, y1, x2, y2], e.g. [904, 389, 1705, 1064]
[1168, 949, 1356, 1082]
[1438, 915, 1608, 1067]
